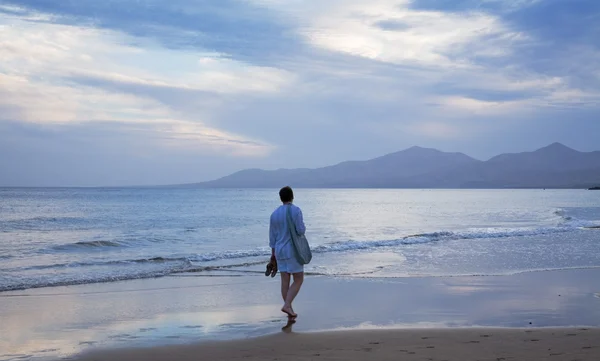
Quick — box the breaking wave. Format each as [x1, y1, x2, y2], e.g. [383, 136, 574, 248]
[3, 208, 598, 293]
[52, 240, 125, 250]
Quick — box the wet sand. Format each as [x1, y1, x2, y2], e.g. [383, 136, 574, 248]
[74, 327, 600, 361]
[1, 268, 600, 360]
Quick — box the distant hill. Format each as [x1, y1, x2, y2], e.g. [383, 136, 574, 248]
[186, 143, 600, 189]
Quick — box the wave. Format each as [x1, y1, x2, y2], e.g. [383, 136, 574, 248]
[0, 269, 183, 292]
[0, 216, 91, 231]
[3, 256, 194, 272]
[7, 216, 87, 223]
[0, 259, 265, 292]
[554, 209, 571, 220]
[29, 216, 86, 222]
[45, 237, 180, 253]
[51, 240, 125, 251]
[309, 225, 582, 254]
[190, 214, 597, 258]
[11, 222, 593, 271]
[51, 222, 581, 256]
[554, 208, 600, 228]
[4, 209, 598, 292]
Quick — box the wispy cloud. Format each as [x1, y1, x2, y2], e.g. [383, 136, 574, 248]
[0, 10, 286, 157]
[250, 0, 600, 113]
[300, 1, 517, 67]
[0, 0, 599, 185]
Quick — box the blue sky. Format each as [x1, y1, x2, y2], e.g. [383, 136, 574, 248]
[1, 0, 599, 186]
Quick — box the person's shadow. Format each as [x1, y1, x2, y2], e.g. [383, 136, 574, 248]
[281, 318, 296, 333]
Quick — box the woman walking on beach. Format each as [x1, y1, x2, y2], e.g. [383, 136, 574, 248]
[269, 186, 306, 319]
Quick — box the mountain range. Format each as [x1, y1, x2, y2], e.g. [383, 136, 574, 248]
[188, 143, 600, 189]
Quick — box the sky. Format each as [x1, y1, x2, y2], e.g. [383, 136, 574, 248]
[1, 0, 599, 187]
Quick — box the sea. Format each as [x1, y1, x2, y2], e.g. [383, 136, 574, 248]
[1, 188, 599, 293]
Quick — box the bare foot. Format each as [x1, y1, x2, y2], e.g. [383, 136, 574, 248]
[281, 305, 297, 318]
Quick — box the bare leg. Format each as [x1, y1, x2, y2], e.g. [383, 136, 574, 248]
[280, 272, 291, 303]
[282, 272, 304, 317]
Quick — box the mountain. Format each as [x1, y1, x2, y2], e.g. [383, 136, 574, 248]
[407, 143, 600, 189]
[195, 146, 480, 188]
[188, 143, 600, 189]
[486, 142, 600, 172]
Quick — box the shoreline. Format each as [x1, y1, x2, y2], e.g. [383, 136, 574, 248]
[2, 268, 600, 360]
[4, 263, 600, 294]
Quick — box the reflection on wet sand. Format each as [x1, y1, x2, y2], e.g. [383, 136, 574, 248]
[0, 275, 283, 360]
[282, 319, 296, 333]
[2, 269, 600, 361]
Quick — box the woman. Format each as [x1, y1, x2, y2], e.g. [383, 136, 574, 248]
[268, 186, 306, 319]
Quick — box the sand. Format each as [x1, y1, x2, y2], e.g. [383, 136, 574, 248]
[3, 268, 600, 360]
[73, 327, 600, 361]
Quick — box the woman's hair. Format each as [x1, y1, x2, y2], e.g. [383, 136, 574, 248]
[279, 186, 294, 203]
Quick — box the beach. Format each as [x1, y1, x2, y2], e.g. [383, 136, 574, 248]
[2, 268, 600, 360]
[2, 188, 600, 360]
[3, 0, 600, 356]
[74, 327, 600, 361]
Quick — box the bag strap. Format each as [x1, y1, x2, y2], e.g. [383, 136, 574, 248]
[286, 204, 293, 233]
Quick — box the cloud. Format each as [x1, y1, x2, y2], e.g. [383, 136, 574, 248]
[0, 120, 270, 187]
[434, 96, 528, 115]
[0, 0, 299, 63]
[251, 0, 522, 67]
[408, 0, 542, 13]
[306, 2, 515, 67]
[0, 10, 285, 157]
[0, 11, 293, 95]
[249, 0, 600, 114]
[152, 120, 274, 157]
[0, 0, 599, 186]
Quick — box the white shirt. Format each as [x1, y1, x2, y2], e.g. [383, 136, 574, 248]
[269, 203, 306, 260]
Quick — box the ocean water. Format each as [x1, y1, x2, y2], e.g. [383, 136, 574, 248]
[1, 188, 599, 293]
